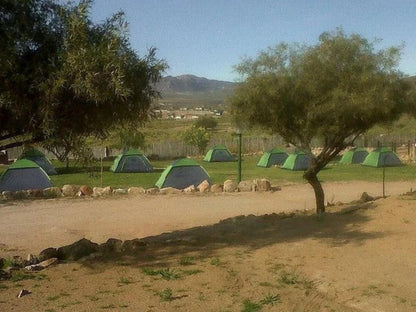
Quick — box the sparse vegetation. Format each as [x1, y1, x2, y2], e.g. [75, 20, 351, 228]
[259, 293, 280, 306]
[158, 288, 174, 302]
[242, 299, 262, 312]
[179, 256, 195, 266]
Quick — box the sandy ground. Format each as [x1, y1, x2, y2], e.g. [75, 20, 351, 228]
[1, 180, 416, 311]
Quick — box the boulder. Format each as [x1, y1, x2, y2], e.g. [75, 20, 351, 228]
[197, 180, 210, 193]
[93, 187, 104, 197]
[27, 189, 43, 198]
[254, 178, 271, 192]
[62, 185, 78, 197]
[102, 186, 113, 195]
[360, 192, 374, 202]
[223, 180, 237, 193]
[160, 187, 182, 195]
[43, 187, 62, 198]
[39, 247, 58, 261]
[13, 190, 28, 199]
[128, 187, 146, 195]
[57, 238, 99, 261]
[146, 188, 159, 195]
[2, 191, 13, 200]
[100, 238, 123, 254]
[25, 257, 58, 271]
[114, 188, 128, 195]
[121, 239, 147, 254]
[238, 180, 255, 192]
[26, 254, 38, 265]
[183, 185, 196, 193]
[210, 184, 223, 193]
[79, 185, 93, 196]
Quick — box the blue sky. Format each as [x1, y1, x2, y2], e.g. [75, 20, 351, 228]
[90, 0, 416, 82]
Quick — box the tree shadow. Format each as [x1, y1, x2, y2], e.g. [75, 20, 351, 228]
[84, 201, 388, 267]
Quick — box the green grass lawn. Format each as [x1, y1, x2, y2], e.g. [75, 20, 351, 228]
[1, 155, 415, 189]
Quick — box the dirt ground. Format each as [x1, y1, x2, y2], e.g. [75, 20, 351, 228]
[1, 181, 416, 311]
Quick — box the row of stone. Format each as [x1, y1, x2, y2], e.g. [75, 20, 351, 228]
[0, 178, 274, 200]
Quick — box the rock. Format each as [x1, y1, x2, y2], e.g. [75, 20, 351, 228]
[27, 189, 43, 198]
[121, 239, 147, 254]
[57, 238, 99, 261]
[254, 178, 271, 192]
[197, 180, 210, 193]
[100, 238, 123, 254]
[26, 254, 38, 265]
[223, 180, 237, 193]
[159, 187, 182, 195]
[93, 187, 104, 196]
[62, 185, 78, 197]
[43, 187, 62, 198]
[145, 188, 159, 195]
[102, 186, 113, 195]
[360, 192, 374, 202]
[183, 185, 196, 193]
[17, 289, 31, 298]
[39, 247, 58, 261]
[13, 190, 28, 199]
[210, 184, 223, 193]
[128, 187, 146, 195]
[238, 180, 255, 192]
[39, 257, 58, 268]
[2, 191, 13, 200]
[114, 188, 128, 195]
[79, 185, 93, 196]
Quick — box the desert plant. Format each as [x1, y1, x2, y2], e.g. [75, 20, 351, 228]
[242, 299, 262, 312]
[158, 288, 174, 302]
[259, 293, 280, 306]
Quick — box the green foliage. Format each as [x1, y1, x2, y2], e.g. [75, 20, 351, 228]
[259, 293, 281, 305]
[194, 116, 218, 130]
[0, 0, 166, 158]
[230, 28, 411, 214]
[179, 256, 196, 266]
[183, 126, 211, 154]
[114, 128, 146, 150]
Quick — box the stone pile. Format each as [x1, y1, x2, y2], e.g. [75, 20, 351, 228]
[1, 178, 277, 200]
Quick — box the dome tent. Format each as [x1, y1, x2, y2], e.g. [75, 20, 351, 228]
[155, 158, 212, 189]
[339, 147, 369, 164]
[362, 147, 402, 167]
[0, 159, 53, 192]
[257, 148, 288, 168]
[19, 148, 57, 175]
[281, 152, 311, 171]
[204, 145, 235, 162]
[110, 149, 153, 173]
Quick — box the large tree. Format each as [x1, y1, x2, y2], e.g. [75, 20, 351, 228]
[230, 29, 411, 215]
[0, 0, 166, 159]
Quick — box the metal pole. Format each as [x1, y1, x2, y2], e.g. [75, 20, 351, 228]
[237, 131, 242, 183]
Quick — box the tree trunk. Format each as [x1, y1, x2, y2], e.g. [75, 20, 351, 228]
[304, 170, 325, 215]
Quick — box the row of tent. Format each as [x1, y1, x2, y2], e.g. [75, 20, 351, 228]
[257, 147, 402, 169]
[0, 146, 403, 192]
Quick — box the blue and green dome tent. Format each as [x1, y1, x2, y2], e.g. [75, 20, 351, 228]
[281, 152, 311, 171]
[204, 145, 235, 162]
[110, 149, 153, 173]
[19, 148, 57, 175]
[362, 147, 402, 167]
[339, 147, 369, 164]
[155, 158, 212, 189]
[0, 159, 53, 192]
[257, 148, 288, 167]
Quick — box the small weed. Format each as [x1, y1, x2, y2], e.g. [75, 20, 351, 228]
[179, 256, 195, 266]
[85, 295, 100, 301]
[210, 257, 221, 266]
[10, 271, 36, 282]
[141, 267, 160, 276]
[158, 288, 174, 302]
[119, 276, 131, 285]
[259, 293, 280, 306]
[0, 283, 8, 290]
[259, 281, 273, 287]
[181, 269, 203, 276]
[100, 303, 116, 309]
[227, 268, 238, 277]
[2, 258, 15, 269]
[278, 271, 298, 285]
[242, 299, 262, 312]
[119, 303, 129, 308]
[44, 309, 56, 312]
[268, 263, 285, 273]
[160, 268, 181, 280]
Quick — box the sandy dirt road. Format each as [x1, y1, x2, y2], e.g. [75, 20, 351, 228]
[0, 181, 413, 255]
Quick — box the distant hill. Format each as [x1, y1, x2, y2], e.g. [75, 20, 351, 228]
[155, 75, 237, 109]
